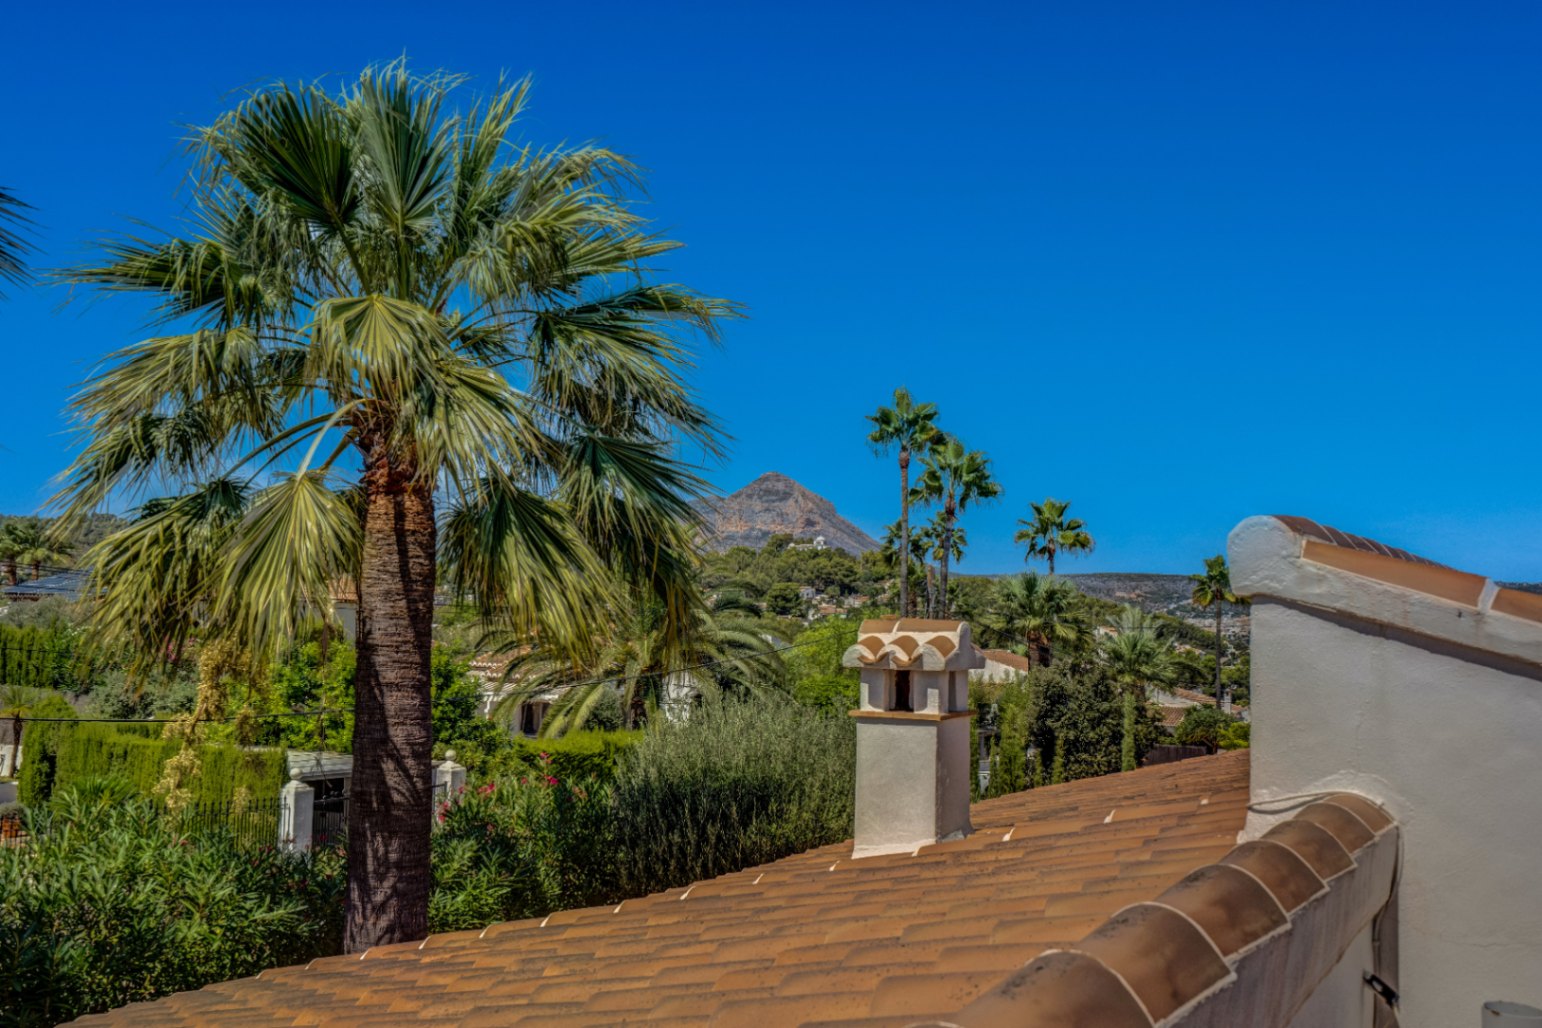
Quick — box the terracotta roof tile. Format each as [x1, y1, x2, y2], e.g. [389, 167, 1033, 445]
[1270, 515, 1443, 567]
[70, 753, 1249, 1027]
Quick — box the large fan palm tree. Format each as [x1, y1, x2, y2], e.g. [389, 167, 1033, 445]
[492, 592, 785, 735]
[984, 572, 1089, 666]
[0, 518, 73, 580]
[1190, 555, 1246, 710]
[866, 388, 940, 616]
[53, 65, 733, 950]
[1014, 497, 1093, 576]
[908, 438, 999, 617]
[0, 187, 33, 297]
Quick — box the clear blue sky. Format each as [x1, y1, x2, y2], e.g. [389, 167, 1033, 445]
[3, 1, 1541, 578]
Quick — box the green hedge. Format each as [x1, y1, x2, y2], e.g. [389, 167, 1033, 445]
[503, 731, 640, 783]
[22, 721, 286, 807]
[0, 624, 101, 693]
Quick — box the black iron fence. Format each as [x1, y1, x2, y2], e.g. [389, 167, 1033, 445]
[314, 793, 348, 848]
[176, 796, 282, 850]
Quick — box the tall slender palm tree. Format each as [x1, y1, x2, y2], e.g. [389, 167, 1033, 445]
[909, 438, 999, 617]
[984, 572, 1089, 666]
[53, 65, 732, 951]
[1190, 555, 1246, 711]
[880, 517, 929, 611]
[1014, 497, 1094, 575]
[912, 514, 965, 617]
[1099, 607, 1175, 771]
[866, 389, 940, 616]
[0, 187, 33, 297]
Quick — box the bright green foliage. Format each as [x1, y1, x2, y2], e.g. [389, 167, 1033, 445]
[0, 783, 345, 1027]
[701, 538, 885, 603]
[489, 731, 641, 784]
[785, 618, 860, 714]
[763, 581, 805, 617]
[1013, 497, 1094, 575]
[15, 695, 77, 804]
[1174, 706, 1249, 750]
[29, 722, 286, 808]
[975, 666, 1162, 792]
[264, 639, 357, 750]
[430, 764, 618, 931]
[983, 573, 1090, 666]
[612, 696, 855, 895]
[0, 624, 96, 692]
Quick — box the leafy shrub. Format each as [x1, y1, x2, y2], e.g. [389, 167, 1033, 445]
[1174, 705, 1237, 751]
[0, 781, 344, 1027]
[612, 695, 855, 894]
[1218, 719, 1251, 750]
[35, 722, 286, 808]
[430, 762, 617, 931]
[15, 694, 76, 805]
[483, 730, 641, 784]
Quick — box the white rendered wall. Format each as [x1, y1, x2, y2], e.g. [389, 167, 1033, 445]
[1244, 598, 1542, 1027]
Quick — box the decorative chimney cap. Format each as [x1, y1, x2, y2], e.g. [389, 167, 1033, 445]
[842, 619, 985, 672]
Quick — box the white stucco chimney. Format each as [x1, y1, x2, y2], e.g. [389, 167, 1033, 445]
[842, 619, 983, 858]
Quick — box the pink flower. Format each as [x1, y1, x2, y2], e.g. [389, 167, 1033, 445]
[478, 782, 496, 796]
[544, 776, 559, 786]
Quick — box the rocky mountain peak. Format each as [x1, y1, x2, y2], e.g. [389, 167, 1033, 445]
[698, 473, 878, 555]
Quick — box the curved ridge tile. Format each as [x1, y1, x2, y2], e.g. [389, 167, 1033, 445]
[948, 950, 1153, 1028]
[1293, 801, 1375, 852]
[1261, 819, 1355, 879]
[1072, 903, 1231, 1022]
[1154, 863, 1289, 958]
[1218, 840, 1327, 913]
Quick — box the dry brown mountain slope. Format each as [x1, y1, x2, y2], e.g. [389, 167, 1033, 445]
[697, 472, 879, 555]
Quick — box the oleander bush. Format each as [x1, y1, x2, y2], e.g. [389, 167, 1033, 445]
[0, 779, 345, 1028]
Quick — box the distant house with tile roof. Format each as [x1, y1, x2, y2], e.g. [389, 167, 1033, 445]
[70, 515, 1542, 1026]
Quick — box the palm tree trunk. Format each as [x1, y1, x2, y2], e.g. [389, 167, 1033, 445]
[345, 451, 437, 953]
[898, 449, 910, 616]
[1214, 604, 1229, 713]
[939, 502, 955, 617]
[1120, 688, 1136, 772]
[924, 564, 936, 618]
[1047, 550, 1055, 576]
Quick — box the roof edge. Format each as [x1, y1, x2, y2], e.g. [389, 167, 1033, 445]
[931, 792, 1399, 1028]
[1228, 515, 1542, 671]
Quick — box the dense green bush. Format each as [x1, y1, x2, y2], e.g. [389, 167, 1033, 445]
[430, 763, 618, 931]
[1174, 706, 1249, 750]
[612, 696, 855, 894]
[0, 623, 97, 693]
[496, 730, 640, 783]
[0, 781, 345, 1027]
[15, 695, 76, 805]
[27, 721, 286, 807]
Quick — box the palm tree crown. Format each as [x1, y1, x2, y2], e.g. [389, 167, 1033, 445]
[1190, 554, 1247, 708]
[909, 437, 1000, 617]
[866, 388, 940, 615]
[1014, 497, 1093, 576]
[54, 65, 734, 950]
[983, 572, 1088, 667]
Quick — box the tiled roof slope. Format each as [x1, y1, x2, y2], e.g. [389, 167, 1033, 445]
[74, 752, 1250, 1028]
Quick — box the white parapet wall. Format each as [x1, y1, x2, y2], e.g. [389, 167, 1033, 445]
[1229, 515, 1542, 1028]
